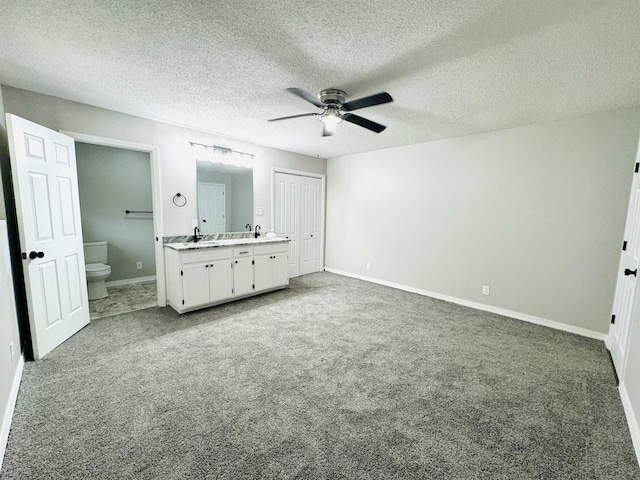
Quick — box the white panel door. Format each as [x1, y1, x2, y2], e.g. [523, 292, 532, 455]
[610, 159, 640, 375]
[6, 114, 90, 359]
[274, 172, 300, 277]
[274, 172, 323, 278]
[198, 182, 225, 234]
[299, 176, 322, 275]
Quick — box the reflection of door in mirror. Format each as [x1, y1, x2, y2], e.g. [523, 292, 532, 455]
[198, 182, 225, 234]
[196, 161, 254, 233]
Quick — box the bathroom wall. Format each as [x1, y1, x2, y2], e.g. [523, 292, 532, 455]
[326, 107, 640, 336]
[0, 86, 326, 236]
[76, 142, 155, 282]
[0, 91, 22, 470]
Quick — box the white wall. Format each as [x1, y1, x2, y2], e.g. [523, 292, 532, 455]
[0, 87, 23, 471]
[76, 142, 155, 281]
[326, 108, 640, 335]
[1, 86, 326, 236]
[0, 219, 21, 471]
[0, 86, 6, 220]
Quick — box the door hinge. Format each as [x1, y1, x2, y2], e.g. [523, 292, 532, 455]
[252, 284, 255, 289]
[623, 241, 628, 251]
[611, 314, 616, 324]
[181, 270, 183, 276]
[182, 300, 185, 305]
[636, 162, 639, 173]
[232, 288, 234, 294]
[252, 260, 255, 265]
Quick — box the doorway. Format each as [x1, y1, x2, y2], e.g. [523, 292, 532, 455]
[75, 142, 157, 319]
[61, 131, 166, 308]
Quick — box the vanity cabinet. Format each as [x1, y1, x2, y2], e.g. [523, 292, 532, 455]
[254, 243, 289, 292]
[164, 240, 289, 314]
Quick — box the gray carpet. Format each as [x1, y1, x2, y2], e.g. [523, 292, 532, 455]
[2, 272, 638, 479]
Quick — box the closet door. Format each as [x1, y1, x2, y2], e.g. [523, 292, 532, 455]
[274, 172, 300, 278]
[274, 172, 323, 278]
[299, 176, 322, 275]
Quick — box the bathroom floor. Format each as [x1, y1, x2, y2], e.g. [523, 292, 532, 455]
[89, 280, 157, 320]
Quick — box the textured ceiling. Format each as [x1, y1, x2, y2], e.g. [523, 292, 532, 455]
[1, 0, 640, 158]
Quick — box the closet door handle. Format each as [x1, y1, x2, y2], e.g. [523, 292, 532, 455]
[625, 268, 637, 277]
[29, 251, 45, 259]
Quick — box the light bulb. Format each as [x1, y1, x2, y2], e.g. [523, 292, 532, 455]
[320, 108, 344, 126]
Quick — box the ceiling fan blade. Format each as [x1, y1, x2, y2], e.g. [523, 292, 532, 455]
[342, 92, 393, 111]
[268, 112, 319, 122]
[286, 88, 324, 108]
[322, 123, 336, 137]
[343, 114, 386, 133]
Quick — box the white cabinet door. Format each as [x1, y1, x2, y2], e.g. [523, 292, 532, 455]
[234, 257, 254, 296]
[272, 253, 289, 287]
[209, 259, 233, 302]
[254, 255, 272, 292]
[182, 263, 210, 308]
[7, 114, 90, 359]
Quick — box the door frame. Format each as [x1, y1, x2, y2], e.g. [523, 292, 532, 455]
[60, 131, 166, 307]
[271, 167, 326, 273]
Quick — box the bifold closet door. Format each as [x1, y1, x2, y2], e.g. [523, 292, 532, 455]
[274, 172, 322, 278]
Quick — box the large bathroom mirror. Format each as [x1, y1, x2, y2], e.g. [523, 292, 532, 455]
[196, 160, 253, 234]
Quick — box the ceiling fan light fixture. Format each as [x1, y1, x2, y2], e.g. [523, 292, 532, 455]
[320, 108, 343, 126]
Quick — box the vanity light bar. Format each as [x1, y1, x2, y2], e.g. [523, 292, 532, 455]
[189, 141, 254, 159]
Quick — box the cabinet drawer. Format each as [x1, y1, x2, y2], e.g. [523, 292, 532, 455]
[181, 247, 232, 264]
[233, 246, 253, 257]
[254, 242, 288, 255]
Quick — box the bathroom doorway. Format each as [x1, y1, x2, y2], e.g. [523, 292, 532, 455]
[74, 141, 160, 319]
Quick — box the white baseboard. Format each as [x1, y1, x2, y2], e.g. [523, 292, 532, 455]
[619, 381, 640, 467]
[0, 354, 24, 474]
[106, 275, 156, 288]
[324, 268, 606, 341]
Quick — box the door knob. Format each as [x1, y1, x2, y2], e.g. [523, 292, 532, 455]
[29, 251, 45, 259]
[624, 268, 637, 277]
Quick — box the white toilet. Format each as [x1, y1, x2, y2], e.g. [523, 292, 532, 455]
[84, 241, 112, 300]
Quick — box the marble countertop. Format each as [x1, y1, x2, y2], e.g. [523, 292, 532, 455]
[164, 237, 289, 251]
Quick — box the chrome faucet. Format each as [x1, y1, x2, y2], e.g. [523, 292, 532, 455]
[193, 226, 202, 242]
[254, 224, 261, 238]
[246, 223, 252, 231]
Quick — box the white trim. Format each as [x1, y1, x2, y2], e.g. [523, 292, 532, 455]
[270, 167, 326, 272]
[619, 381, 640, 467]
[59, 131, 166, 307]
[105, 275, 157, 288]
[325, 268, 607, 341]
[0, 355, 24, 474]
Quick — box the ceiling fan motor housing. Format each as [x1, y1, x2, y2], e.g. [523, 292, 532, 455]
[320, 89, 347, 106]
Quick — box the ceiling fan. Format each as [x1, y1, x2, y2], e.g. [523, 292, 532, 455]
[268, 88, 393, 137]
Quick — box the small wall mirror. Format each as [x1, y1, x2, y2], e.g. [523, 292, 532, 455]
[196, 161, 253, 234]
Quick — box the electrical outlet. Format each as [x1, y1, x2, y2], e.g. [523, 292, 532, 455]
[366, 263, 371, 270]
[482, 285, 491, 296]
[136, 262, 143, 270]
[9, 341, 14, 362]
